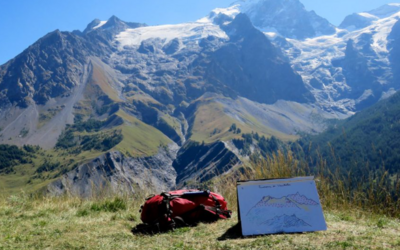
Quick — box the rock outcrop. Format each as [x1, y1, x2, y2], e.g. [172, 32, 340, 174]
[173, 141, 241, 186]
[47, 144, 179, 197]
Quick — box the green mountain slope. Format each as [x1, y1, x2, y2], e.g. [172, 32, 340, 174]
[302, 91, 400, 174]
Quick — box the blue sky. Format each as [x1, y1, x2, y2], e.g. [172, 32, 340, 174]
[1, 0, 399, 65]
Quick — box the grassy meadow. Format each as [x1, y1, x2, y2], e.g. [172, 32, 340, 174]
[1, 151, 400, 249]
[1, 195, 399, 250]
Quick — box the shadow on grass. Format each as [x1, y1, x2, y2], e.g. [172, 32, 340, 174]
[131, 220, 201, 236]
[218, 223, 243, 241]
[132, 219, 236, 237]
[131, 223, 175, 236]
[217, 223, 308, 241]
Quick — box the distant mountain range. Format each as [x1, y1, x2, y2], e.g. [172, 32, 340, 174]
[1, 0, 400, 196]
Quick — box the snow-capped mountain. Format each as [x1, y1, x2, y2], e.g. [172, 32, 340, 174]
[74, 1, 400, 115]
[283, 6, 400, 112]
[2, 0, 399, 148]
[2, 0, 400, 196]
[207, 0, 336, 39]
[340, 4, 400, 31]
[0, 3, 324, 195]
[202, 1, 400, 113]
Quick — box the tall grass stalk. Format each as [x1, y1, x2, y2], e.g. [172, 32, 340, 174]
[213, 150, 400, 218]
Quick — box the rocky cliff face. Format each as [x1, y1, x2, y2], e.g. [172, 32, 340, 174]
[47, 139, 243, 197]
[339, 39, 381, 109]
[47, 144, 179, 197]
[0, 30, 89, 107]
[195, 14, 314, 105]
[173, 141, 241, 186]
[0, 15, 147, 109]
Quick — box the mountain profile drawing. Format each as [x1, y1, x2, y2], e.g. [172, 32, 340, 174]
[259, 214, 311, 229]
[246, 192, 319, 215]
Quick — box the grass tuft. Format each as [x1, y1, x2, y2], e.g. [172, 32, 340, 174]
[76, 197, 127, 217]
[90, 197, 127, 213]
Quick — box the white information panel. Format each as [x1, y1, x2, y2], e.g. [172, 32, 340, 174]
[237, 177, 327, 236]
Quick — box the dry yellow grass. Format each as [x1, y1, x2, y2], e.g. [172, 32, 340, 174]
[90, 64, 121, 102]
[0, 194, 399, 250]
[189, 100, 295, 144]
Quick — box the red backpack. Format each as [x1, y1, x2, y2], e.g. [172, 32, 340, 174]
[134, 190, 231, 233]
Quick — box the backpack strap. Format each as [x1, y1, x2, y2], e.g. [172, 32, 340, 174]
[140, 192, 177, 228]
[159, 192, 196, 230]
[210, 193, 222, 209]
[160, 190, 210, 222]
[160, 192, 175, 224]
[209, 193, 232, 219]
[203, 205, 232, 219]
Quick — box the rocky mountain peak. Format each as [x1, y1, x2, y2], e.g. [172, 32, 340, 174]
[368, 3, 400, 18]
[223, 13, 258, 39]
[0, 28, 89, 107]
[231, 0, 336, 39]
[340, 3, 400, 31]
[83, 19, 104, 34]
[83, 16, 146, 35]
[102, 15, 125, 29]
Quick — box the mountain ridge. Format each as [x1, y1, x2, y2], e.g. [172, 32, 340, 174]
[0, 9, 323, 196]
[1, 0, 400, 196]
